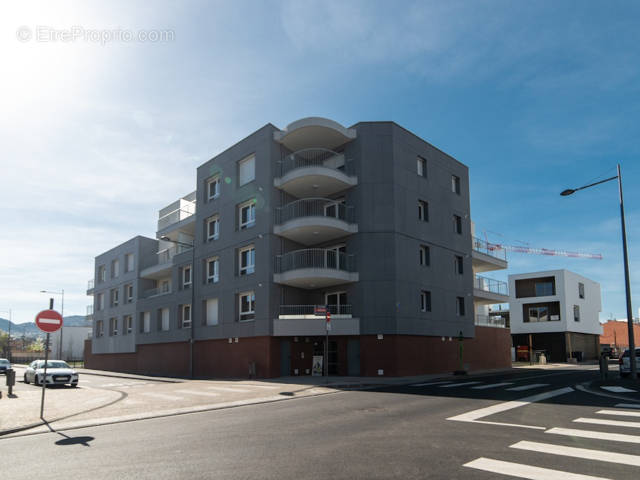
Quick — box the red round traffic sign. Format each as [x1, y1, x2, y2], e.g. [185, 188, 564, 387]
[35, 309, 63, 333]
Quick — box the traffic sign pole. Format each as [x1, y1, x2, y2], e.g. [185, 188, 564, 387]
[35, 300, 63, 420]
[40, 298, 54, 419]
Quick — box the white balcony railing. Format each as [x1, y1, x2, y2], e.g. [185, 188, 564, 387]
[474, 275, 508, 296]
[475, 314, 507, 328]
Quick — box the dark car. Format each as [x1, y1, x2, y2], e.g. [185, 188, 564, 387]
[0, 358, 10, 374]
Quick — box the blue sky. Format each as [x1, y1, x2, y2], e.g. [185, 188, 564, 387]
[1, 0, 639, 324]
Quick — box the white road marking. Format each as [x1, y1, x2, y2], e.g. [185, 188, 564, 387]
[240, 384, 278, 389]
[615, 403, 640, 409]
[463, 457, 611, 479]
[472, 382, 513, 390]
[439, 381, 482, 388]
[596, 409, 640, 418]
[409, 381, 452, 387]
[206, 386, 252, 393]
[506, 383, 550, 391]
[447, 387, 573, 429]
[573, 417, 640, 429]
[140, 392, 184, 401]
[511, 440, 640, 467]
[601, 386, 637, 393]
[547, 427, 640, 444]
[175, 389, 220, 397]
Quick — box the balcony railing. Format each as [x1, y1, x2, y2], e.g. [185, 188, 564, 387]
[87, 279, 94, 290]
[474, 275, 509, 296]
[158, 205, 196, 231]
[86, 305, 94, 316]
[475, 314, 507, 328]
[275, 249, 356, 273]
[157, 245, 192, 265]
[472, 237, 507, 261]
[279, 304, 353, 316]
[275, 198, 355, 225]
[278, 148, 354, 177]
[141, 286, 172, 299]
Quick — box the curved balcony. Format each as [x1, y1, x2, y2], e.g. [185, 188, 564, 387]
[274, 117, 356, 151]
[274, 148, 357, 197]
[274, 198, 358, 245]
[274, 249, 359, 289]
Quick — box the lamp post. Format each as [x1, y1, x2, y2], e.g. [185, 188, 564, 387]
[561, 164, 636, 379]
[0, 309, 11, 361]
[40, 290, 64, 359]
[160, 236, 196, 379]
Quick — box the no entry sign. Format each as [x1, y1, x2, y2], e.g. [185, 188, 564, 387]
[35, 309, 63, 333]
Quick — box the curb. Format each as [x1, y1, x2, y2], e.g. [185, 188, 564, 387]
[76, 370, 182, 383]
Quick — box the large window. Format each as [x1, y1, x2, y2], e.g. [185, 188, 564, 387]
[109, 317, 118, 336]
[238, 199, 256, 230]
[206, 215, 220, 241]
[206, 298, 219, 326]
[528, 306, 549, 323]
[454, 255, 464, 275]
[515, 277, 556, 298]
[111, 259, 120, 278]
[239, 245, 255, 275]
[417, 156, 427, 177]
[125, 253, 134, 272]
[239, 291, 255, 321]
[418, 200, 429, 222]
[98, 265, 106, 283]
[141, 312, 151, 333]
[206, 257, 219, 284]
[238, 154, 255, 186]
[421, 291, 432, 312]
[579, 282, 585, 299]
[110, 288, 119, 307]
[452, 175, 461, 194]
[97, 293, 104, 311]
[124, 315, 133, 335]
[181, 304, 192, 329]
[182, 266, 192, 289]
[125, 284, 133, 303]
[535, 281, 554, 296]
[95, 320, 104, 337]
[574, 305, 580, 322]
[207, 175, 221, 201]
[456, 296, 465, 316]
[453, 215, 462, 234]
[160, 308, 170, 331]
[419, 245, 430, 266]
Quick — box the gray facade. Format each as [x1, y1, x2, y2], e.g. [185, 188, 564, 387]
[87, 118, 484, 359]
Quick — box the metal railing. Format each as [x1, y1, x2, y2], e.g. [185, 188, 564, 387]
[158, 205, 196, 231]
[474, 275, 509, 295]
[472, 236, 507, 261]
[157, 245, 192, 265]
[278, 148, 354, 177]
[275, 198, 355, 224]
[275, 249, 356, 273]
[141, 287, 172, 299]
[475, 314, 507, 328]
[86, 305, 94, 316]
[279, 305, 353, 316]
[87, 279, 94, 290]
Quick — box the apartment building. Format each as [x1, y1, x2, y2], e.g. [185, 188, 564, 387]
[85, 117, 512, 378]
[509, 270, 602, 362]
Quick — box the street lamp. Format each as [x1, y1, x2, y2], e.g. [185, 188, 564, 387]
[160, 236, 196, 379]
[561, 164, 636, 379]
[40, 289, 64, 360]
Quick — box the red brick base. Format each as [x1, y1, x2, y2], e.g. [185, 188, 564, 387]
[84, 327, 512, 378]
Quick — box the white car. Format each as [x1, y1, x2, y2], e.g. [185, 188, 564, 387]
[24, 360, 79, 387]
[619, 348, 640, 378]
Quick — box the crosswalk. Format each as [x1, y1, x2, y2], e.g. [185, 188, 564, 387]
[409, 379, 550, 392]
[463, 403, 640, 478]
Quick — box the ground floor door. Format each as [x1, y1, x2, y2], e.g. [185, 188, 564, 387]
[347, 339, 360, 376]
[312, 339, 339, 375]
[280, 339, 291, 376]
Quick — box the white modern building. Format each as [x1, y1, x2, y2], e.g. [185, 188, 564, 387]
[509, 269, 602, 362]
[49, 326, 93, 361]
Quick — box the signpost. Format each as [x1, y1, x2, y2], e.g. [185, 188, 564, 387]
[35, 305, 63, 419]
[315, 306, 330, 377]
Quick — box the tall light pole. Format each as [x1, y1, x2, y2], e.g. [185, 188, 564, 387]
[40, 289, 64, 359]
[160, 236, 196, 379]
[561, 164, 636, 379]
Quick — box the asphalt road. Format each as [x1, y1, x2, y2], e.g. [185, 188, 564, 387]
[2, 367, 639, 479]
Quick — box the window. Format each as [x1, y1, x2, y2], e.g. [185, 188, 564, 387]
[181, 304, 192, 329]
[141, 312, 151, 333]
[452, 175, 461, 194]
[98, 265, 106, 283]
[239, 245, 255, 275]
[418, 200, 429, 222]
[419, 245, 430, 266]
[110, 288, 119, 307]
[579, 282, 585, 299]
[454, 255, 464, 275]
[206, 215, 220, 241]
[528, 306, 549, 323]
[109, 317, 118, 336]
[161, 308, 170, 331]
[206, 257, 219, 284]
[97, 293, 104, 311]
[160, 279, 171, 294]
[125, 253, 134, 272]
[326, 292, 348, 314]
[207, 175, 221, 200]
[421, 291, 432, 312]
[125, 284, 133, 303]
[534, 281, 554, 296]
[453, 215, 462, 234]
[238, 199, 256, 230]
[124, 315, 133, 334]
[239, 291, 255, 321]
[238, 154, 255, 186]
[95, 320, 104, 337]
[417, 156, 427, 177]
[456, 297, 465, 316]
[111, 259, 120, 278]
[182, 266, 192, 289]
[206, 298, 219, 326]
[574, 305, 580, 322]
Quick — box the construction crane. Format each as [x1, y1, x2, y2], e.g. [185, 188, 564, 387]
[486, 243, 602, 260]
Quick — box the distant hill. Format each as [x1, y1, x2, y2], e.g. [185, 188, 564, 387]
[0, 315, 91, 337]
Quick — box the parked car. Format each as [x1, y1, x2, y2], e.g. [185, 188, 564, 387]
[618, 348, 640, 377]
[601, 345, 620, 359]
[23, 360, 79, 386]
[0, 358, 10, 374]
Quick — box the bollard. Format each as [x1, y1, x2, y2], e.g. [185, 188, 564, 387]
[599, 354, 609, 380]
[6, 369, 16, 396]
